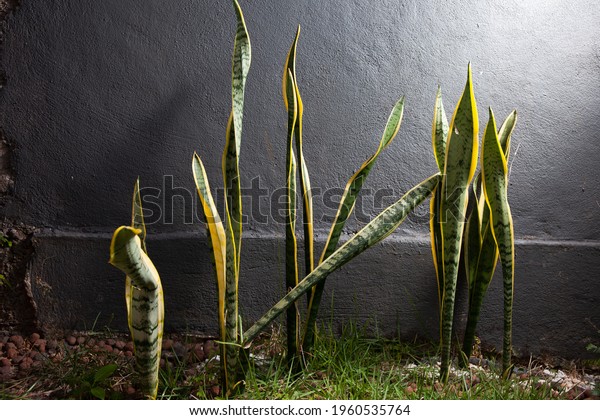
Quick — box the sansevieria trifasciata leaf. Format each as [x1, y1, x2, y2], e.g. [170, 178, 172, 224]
[243, 173, 440, 345]
[192, 0, 251, 396]
[109, 224, 164, 400]
[438, 64, 479, 383]
[461, 110, 516, 366]
[481, 108, 516, 378]
[303, 96, 405, 354]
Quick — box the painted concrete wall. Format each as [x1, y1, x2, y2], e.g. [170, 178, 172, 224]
[1, 0, 599, 358]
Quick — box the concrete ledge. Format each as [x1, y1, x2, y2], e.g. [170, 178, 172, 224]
[30, 230, 600, 359]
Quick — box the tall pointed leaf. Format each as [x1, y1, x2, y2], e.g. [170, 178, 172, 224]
[217, 0, 252, 394]
[303, 97, 405, 352]
[283, 25, 315, 284]
[430, 87, 449, 329]
[461, 110, 517, 364]
[244, 174, 441, 345]
[126, 178, 147, 337]
[482, 108, 515, 378]
[438, 64, 479, 383]
[192, 154, 227, 337]
[109, 226, 163, 399]
[284, 69, 300, 363]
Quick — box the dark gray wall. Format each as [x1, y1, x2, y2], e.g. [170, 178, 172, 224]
[1, 0, 599, 358]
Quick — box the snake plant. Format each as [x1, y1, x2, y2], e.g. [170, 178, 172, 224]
[461, 110, 517, 371]
[481, 108, 516, 378]
[109, 179, 164, 399]
[430, 66, 517, 381]
[244, 173, 441, 345]
[192, 0, 250, 396]
[281, 28, 406, 364]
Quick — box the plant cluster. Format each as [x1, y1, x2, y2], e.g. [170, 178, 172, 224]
[108, 0, 517, 399]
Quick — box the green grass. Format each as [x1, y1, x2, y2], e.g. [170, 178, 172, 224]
[0, 325, 578, 400]
[230, 322, 561, 400]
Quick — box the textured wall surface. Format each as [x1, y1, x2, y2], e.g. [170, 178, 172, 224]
[1, 0, 599, 358]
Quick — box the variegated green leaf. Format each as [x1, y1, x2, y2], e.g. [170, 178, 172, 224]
[283, 25, 315, 283]
[109, 226, 163, 400]
[216, 0, 252, 394]
[126, 178, 147, 337]
[303, 96, 405, 352]
[432, 86, 449, 173]
[192, 154, 227, 340]
[461, 110, 516, 364]
[244, 174, 441, 345]
[429, 87, 449, 329]
[438, 64, 479, 383]
[192, 153, 231, 389]
[482, 108, 515, 378]
[284, 69, 301, 363]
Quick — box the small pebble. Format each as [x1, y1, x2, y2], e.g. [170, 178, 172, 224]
[0, 365, 13, 380]
[6, 348, 18, 359]
[405, 386, 414, 395]
[66, 336, 77, 346]
[162, 339, 173, 351]
[104, 345, 114, 352]
[115, 341, 126, 350]
[6, 342, 16, 351]
[30, 333, 40, 343]
[126, 386, 136, 395]
[9, 335, 24, 349]
[77, 336, 86, 345]
[107, 338, 116, 346]
[87, 338, 96, 347]
[204, 340, 219, 358]
[124, 350, 133, 358]
[12, 355, 23, 364]
[19, 357, 33, 371]
[125, 341, 134, 352]
[0, 358, 10, 367]
[211, 385, 221, 396]
[34, 339, 46, 353]
[192, 343, 205, 362]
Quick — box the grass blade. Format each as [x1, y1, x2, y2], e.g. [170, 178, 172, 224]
[244, 173, 441, 345]
[109, 226, 163, 399]
[303, 96, 405, 353]
[482, 108, 516, 378]
[438, 64, 479, 383]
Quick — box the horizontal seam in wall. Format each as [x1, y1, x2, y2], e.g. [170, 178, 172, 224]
[33, 228, 600, 248]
